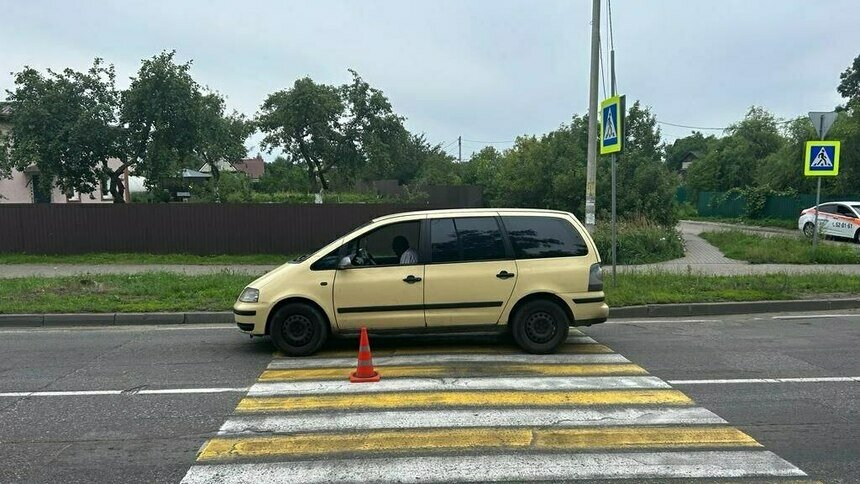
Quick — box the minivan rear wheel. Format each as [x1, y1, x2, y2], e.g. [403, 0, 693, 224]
[270, 303, 329, 356]
[511, 300, 570, 354]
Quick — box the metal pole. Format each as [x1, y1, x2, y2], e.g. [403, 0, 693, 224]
[584, 0, 601, 233]
[458, 136, 462, 163]
[811, 115, 824, 261]
[610, 50, 617, 286]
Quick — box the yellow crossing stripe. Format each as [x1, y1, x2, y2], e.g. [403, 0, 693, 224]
[300, 343, 614, 358]
[197, 426, 759, 461]
[236, 389, 692, 413]
[258, 363, 648, 381]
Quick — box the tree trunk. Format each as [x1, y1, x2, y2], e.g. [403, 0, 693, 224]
[109, 164, 127, 203]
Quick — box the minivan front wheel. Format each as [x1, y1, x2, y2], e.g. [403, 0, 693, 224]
[511, 300, 570, 354]
[270, 303, 329, 356]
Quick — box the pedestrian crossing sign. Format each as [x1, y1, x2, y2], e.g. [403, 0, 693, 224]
[804, 141, 840, 176]
[600, 95, 624, 155]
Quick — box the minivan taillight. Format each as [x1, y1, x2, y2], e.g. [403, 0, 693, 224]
[588, 263, 603, 292]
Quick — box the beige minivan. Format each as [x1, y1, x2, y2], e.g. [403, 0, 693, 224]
[234, 208, 608, 356]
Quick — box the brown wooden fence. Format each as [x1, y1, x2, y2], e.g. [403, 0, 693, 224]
[0, 203, 440, 255]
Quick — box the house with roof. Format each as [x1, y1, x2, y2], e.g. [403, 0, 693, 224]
[0, 102, 129, 203]
[198, 155, 265, 181]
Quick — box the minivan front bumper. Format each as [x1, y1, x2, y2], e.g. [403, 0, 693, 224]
[233, 302, 268, 335]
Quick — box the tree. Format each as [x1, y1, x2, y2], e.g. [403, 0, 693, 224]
[664, 131, 714, 172]
[837, 53, 860, 105]
[192, 93, 253, 182]
[597, 101, 678, 226]
[257, 70, 409, 190]
[256, 156, 313, 193]
[686, 107, 785, 193]
[119, 51, 212, 201]
[0, 59, 121, 198]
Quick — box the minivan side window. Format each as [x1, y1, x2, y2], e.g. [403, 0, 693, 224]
[502, 216, 588, 259]
[345, 220, 421, 267]
[430, 217, 506, 263]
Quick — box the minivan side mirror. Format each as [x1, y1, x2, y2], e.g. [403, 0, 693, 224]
[337, 255, 353, 269]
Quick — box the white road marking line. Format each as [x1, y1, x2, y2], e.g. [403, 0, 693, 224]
[180, 451, 805, 483]
[566, 335, 597, 344]
[0, 324, 235, 334]
[772, 314, 857, 320]
[217, 407, 726, 435]
[267, 353, 630, 369]
[247, 376, 670, 397]
[606, 319, 720, 324]
[669, 376, 860, 385]
[0, 387, 249, 398]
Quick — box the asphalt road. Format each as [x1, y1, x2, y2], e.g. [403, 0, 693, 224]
[0, 311, 857, 483]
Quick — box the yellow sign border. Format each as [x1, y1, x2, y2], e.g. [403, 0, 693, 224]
[600, 96, 623, 155]
[804, 140, 840, 177]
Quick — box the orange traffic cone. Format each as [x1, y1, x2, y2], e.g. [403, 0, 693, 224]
[350, 326, 381, 383]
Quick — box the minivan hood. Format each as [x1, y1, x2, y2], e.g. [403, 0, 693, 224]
[245, 260, 305, 294]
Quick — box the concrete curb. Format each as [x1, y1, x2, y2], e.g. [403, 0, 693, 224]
[2, 299, 859, 328]
[609, 298, 860, 318]
[0, 311, 233, 328]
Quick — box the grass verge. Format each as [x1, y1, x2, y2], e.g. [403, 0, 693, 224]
[2, 271, 859, 314]
[700, 230, 860, 264]
[606, 272, 860, 306]
[683, 215, 798, 230]
[0, 253, 294, 265]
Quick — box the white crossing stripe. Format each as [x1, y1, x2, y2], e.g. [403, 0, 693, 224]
[0, 387, 249, 398]
[267, 352, 630, 369]
[247, 376, 670, 397]
[180, 451, 805, 483]
[670, 376, 860, 385]
[217, 407, 726, 435]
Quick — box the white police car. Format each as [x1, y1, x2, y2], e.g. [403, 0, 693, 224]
[798, 201, 860, 242]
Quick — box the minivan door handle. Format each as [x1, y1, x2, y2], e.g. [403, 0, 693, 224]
[496, 271, 515, 279]
[403, 275, 422, 284]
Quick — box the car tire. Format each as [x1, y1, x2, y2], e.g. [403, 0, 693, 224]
[803, 222, 815, 238]
[510, 299, 570, 354]
[269, 303, 329, 357]
[855, 229, 860, 244]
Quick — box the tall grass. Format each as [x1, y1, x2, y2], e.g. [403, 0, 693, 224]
[594, 220, 685, 265]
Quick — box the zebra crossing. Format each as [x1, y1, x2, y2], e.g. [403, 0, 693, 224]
[181, 330, 810, 483]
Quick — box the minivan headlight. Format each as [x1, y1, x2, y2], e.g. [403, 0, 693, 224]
[238, 287, 259, 303]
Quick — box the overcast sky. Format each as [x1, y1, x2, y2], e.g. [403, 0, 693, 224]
[2, 0, 858, 159]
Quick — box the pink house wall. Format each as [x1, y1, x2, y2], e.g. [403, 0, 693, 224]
[0, 158, 128, 204]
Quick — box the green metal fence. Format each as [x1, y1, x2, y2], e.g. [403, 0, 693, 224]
[696, 191, 860, 219]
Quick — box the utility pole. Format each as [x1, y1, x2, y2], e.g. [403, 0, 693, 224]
[610, 49, 618, 286]
[812, 115, 824, 260]
[458, 136, 462, 163]
[584, 0, 601, 233]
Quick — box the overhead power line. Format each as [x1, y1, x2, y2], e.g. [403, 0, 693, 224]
[462, 138, 516, 144]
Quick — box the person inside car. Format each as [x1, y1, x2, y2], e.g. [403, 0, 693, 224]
[392, 235, 418, 264]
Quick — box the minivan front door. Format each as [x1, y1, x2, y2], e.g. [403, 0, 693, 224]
[332, 220, 425, 331]
[424, 217, 517, 327]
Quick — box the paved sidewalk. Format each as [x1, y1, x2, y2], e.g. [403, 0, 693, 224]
[0, 263, 277, 279]
[621, 221, 860, 275]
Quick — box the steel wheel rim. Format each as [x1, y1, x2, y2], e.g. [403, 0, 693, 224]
[283, 314, 314, 346]
[524, 311, 557, 344]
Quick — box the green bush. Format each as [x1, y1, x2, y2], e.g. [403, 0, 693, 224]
[593, 220, 685, 265]
[247, 191, 399, 204]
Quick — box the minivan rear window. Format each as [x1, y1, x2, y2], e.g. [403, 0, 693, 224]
[502, 216, 588, 259]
